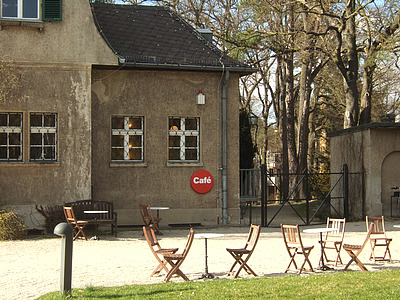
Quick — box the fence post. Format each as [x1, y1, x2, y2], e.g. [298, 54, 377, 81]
[261, 164, 266, 227]
[305, 169, 310, 225]
[343, 164, 349, 220]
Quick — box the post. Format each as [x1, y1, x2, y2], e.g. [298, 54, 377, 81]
[343, 164, 349, 220]
[261, 164, 266, 227]
[305, 169, 310, 225]
[54, 222, 73, 296]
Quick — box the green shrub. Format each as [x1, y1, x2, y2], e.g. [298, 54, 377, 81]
[0, 210, 27, 240]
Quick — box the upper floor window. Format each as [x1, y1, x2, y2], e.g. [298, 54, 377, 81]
[30, 113, 57, 161]
[111, 116, 144, 161]
[0, 112, 23, 161]
[2, 0, 39, 19]
[168, 117, 199, 162]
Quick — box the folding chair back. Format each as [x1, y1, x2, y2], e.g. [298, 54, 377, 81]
[163, 228, 195, 282]
[143, 225, 178, 277]
[63, 206, 88, 240]
[226, 224, 261, 278]
[343, 223, 374, 271]
[139, 204, 162, 234]
[366, 216, 392, 262]
[281, 224, 314, 274]
[322, 218, 346, 265]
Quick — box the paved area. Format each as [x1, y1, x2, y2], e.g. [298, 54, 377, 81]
[2, 219, 400, 300]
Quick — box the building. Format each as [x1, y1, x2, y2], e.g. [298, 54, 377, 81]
[0, 1, 254, 229]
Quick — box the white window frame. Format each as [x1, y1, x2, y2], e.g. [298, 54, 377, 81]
[29, 112, 57, 161]
[168, 117, 199, 162]
[111, 116, 144, 162]
[1, 0, 40, 20]
[0, 112, 23, 161]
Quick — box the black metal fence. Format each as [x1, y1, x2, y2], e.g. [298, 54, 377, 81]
[240, 164, 349, 227]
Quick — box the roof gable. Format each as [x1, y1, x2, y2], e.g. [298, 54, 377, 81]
[91, 4, 254, 72]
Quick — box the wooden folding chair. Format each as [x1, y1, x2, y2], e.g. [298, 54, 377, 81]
[226, 224, 261, 278]
[321, 218, 346, 266]
[281, 224, 314, 274]
[139, 204, 162, 234]
[143, 225, 178, 277]
[163, 228, 195, 282]
[343, 223, 374, 271]
[63, 206, 89, 240]
[366, 216, 392, 262]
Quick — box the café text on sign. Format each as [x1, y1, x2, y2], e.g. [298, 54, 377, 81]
[191, 170, 213, 194]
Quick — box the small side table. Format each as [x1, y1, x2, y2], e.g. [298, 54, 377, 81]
[84, 210, 108, 240]
[303, 227, 336, 271]
[194, 233, 224, 279]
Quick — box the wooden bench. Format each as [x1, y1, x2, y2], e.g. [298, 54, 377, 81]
[64, 200, 118, 237]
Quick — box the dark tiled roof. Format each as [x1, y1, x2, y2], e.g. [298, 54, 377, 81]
[91, 3, 254, 72]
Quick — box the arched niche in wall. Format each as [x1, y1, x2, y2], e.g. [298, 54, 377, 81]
[381, 151, 400, 216]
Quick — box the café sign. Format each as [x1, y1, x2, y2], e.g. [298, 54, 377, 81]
[191, 170, 213, 194]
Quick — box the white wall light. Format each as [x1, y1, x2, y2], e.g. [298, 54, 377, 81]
[196, 90, 206, 105]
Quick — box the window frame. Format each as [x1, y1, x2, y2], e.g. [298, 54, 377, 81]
[168, 117, 200, 163]
[1, 0, 40, 20]
[29, 112, 58, 162]
[0, 112, 23, 162]
[111, 115, 145, 163]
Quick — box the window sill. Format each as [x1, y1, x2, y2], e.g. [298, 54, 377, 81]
[0, 161, 59, 166]
[110, 161, 148, 168]
[0, 19, 44, 30]
[167, 162, 204, 167]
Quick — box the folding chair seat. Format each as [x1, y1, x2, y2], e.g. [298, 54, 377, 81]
[163, 228, 195, 282]
[63, 206, 89, 240]
[143, 225, 178, 277]
[343, 223, 374, 271]
[226, 224, 261, 278]
[321, 218, 346, 266]
[139, 204, 162, 235]
[281, 224, 314, 274]
[366, 216, 392, 262]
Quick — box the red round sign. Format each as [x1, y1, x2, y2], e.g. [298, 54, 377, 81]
[191, 170, 214, 194]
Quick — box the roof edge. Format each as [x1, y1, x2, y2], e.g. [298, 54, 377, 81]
[328, 122, 400, 138]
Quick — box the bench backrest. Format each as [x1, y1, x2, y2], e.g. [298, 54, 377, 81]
[64, 200, 115, 220]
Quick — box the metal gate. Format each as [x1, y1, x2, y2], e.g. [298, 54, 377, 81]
[240, 164, 349, 227]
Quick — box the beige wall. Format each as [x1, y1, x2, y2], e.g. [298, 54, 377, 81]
[330, 126, 400, 220]
[91, 69, 240, 225]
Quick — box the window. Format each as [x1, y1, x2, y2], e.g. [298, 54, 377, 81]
[0, 112, 23, 161]
[30, 113, 57, 161]
[1, 0, 39, 19]
[111, 116, 144, 161]
[1, 0, 62, 21]
[168, 117, 199, 162]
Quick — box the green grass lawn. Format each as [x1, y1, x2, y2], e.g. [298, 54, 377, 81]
[38, 269, 400, 299]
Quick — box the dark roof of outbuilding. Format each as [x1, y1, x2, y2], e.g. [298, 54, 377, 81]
[91, 3, 255, 74]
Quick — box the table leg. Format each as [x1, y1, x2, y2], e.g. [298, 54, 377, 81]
[319, 232, 332, 271]
[200, 238, 214, 279]
[91, 217, 100, 240]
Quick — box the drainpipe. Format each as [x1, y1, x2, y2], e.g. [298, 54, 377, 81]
[222, 70, 230, 224]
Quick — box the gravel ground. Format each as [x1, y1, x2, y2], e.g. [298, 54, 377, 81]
[1, 220, 400, 300]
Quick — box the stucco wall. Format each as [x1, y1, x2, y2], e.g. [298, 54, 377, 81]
[330, 125, 400, 220]
[91, 69, 240, 225]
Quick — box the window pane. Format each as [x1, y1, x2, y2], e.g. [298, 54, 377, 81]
[169, 118, 180, 130]
[9, 113, 21, 126]
[111, 148, 124, 160]
[129, 135, 141, 147]
[44, 147, 55, 159]
[0, 133, 6, 145]
[22, 0, 38, 18]
[185, 149, 197, 160]
[129, 148, 141, 160]
[30, 133, 42, 145]
[30, 114, 42, 127]
[0, 114, 7, 126]
[44, 133, 55, 145]
[30, 147, 41, 160]
[44, 114, 56, 127]
[129, 117, 142, 129]
[9, 133, 20, 145]
[185, 136, 197, 147]
[2, 0, 17, 18]
[169, 149, 180, 160]
[169, 136, 180, 147]
[112, 117, 124, 129]
[9, 146, 21, 159]
[185, 118, 197, 130]
[0, 147, 6, 158]
[111, 135, 124, 147]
